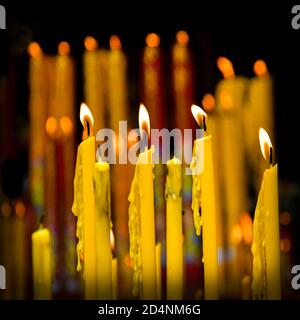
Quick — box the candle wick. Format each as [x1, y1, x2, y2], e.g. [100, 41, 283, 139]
[86, 120, 90, 137]
[39, 214, 45, 229]
[203, 116, 207, 133]
[269, 146, 273, 167]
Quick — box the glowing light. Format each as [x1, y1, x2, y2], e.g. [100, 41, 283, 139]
[139, 103, 150, 140]
[110, 229, 115, 252]
[254, 59, 268, 77]
[220, 91, 233, 110]
[84, 36, 98, 51]
[59, 116, 73, 136]
[240, 212, 253, 245]
[191, 104, 207, 128]
[202, 93, 215, 112]
[176, 30, 189, 45]
[27, 42, 42, 58]
[1, 202, 11, 217]
[80, 103, 94, 126]
[45, 116, 58, 139]
[232, 223, 243, 245]
[280, 211, 292, 226]
[280, 238, 291, 253]
[217, 56, 235, 78]
[110, 35, 122, 50]
[259, 128, 272, 162]
[15, 200, 26, 218]
[58, 41, 70, 55]
[145, 33, 160, 48]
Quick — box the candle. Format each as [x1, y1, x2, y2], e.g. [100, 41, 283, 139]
[128, 104, 157, 299]
[112, 258, 118, 300]
[156, 243, 162, 300]
[72, 103, 97, 299]
[83, 36, 107, 133]
[32, 226, 52, 299]
[251, 128, 281, 300]
[190, 105, 219, 300]
[93, 153, 112, 299]
[166, 157, 183, 300]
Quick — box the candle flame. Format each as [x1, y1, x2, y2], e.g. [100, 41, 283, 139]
[191, 104, 207, 128]
[58, 41, 70, 55]
[145, 33, 160, 48]
[28, 42, 42, 58]
[110, 229, 115, 252]
[15, 200, 26, 218]
[254, 59, 268, 77]
[139, 103, 150, 140]
[80, 103, 94, 126]
[84, 36, 98, 51]
[110, 35, 122, 50]
[202, 93, 215, 112]
[217, 56, 235, 78]
[176, 30, 189, 45]
[259, 127, 272, 161]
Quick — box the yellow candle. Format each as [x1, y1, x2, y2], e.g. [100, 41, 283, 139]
[252, 128, 281, 300]
[166, 157, 183, 300]
[112, 258, 118, 300]
[128, 104, 157, 299]
[156, 243, 162, 300]
[72, 103, 97, 299]
[190, 105, 219, 300]
[93, 159, 112, 299]
[32, 227, 52, 299]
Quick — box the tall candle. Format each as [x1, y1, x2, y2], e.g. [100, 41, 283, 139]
[252, 128, 281, 300]
[166, 157, 183, 300]
[72, 103, 97, 299]
[93, 156, 112, 299]
[128, 104, 157, 299]
[190, 105, 219, 300]
[32, 227, 52, 299]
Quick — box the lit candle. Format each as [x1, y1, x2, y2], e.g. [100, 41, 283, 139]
[166, 157, 183, 299]
[32, 225, 52, 299]
[251, 128, 281, 300]
[93, 150, 112, 299]
[128, 104, 157, 299]
[72, 103, 97, 299]
[190, 105, 219, 300]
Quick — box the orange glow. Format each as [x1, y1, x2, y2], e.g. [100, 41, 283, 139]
[220, 91, 233, 110]
[217, 56, 235, 78]
[124, 254, 134, 268]
[15, 200, 26, 218]
[110, 229, 115, 252]
[139, 103, 151, 140]
[280, 238, 291, 253]
[240, 212, 253, 245]
[259, 127, 272, 162]
[27, 42, 42, 58]
[84, 36, 98, 51]
[202, 93, 215, 112]
[45, 116, 58, 139]
[232, 223, 243, 245]
[191, 104, 207, 128]
[110, 35, 122, 50]
[280, 211, 292, 226]
[176, 30, 189, 45]
[253, 59, 268, 77]
[58, 41, 70, 55]
[80, 103, 94, 126]
[145, 33, 160, 48]
[59, 116, 73, 136]
[1, 202, 11, 217]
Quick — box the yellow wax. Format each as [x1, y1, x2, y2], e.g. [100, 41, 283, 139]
[191, 135, 219, 300]
[128, 145, 157, 299]
[93, 161, 112, 299]
[252, 164, 281, 299]
[72, 136, 97, 299]
[83, 50, 107, 132]
[112, 258, 118, 300]
[166, 157, 183, 300]
[156, 243, 162, 300]
[32, 228, 52, 299]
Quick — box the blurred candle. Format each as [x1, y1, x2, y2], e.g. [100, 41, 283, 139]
[252, 128, 281, 300]
[190, 105, 219, 300]
[32, 226, 52, 299]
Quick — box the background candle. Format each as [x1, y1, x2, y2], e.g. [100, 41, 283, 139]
[32, 227, 52, 299]
[166, 157, 183, 300]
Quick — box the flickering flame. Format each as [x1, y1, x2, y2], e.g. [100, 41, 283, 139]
[15, 200, 26, 218]
[146, 33, 160, 48]
[45, 116, 58, 139]
[191, 104, 207, 129]
[253, 59, 268, 77]
[217, 56, 235, 78]
[80, 103, 94, 126]
[176, 30, 189, 45]
[259, 127, 272, 162]
[110, 35, 122, 50]
[84, 36, 98, 51]
[58, 41, 70, 55]
[202, 93, 215, 112]
[139, 103, 150, 140]
[110, 229, 115, 252]
[28, 42, 42, 58]
[59, 116, 73, 136]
